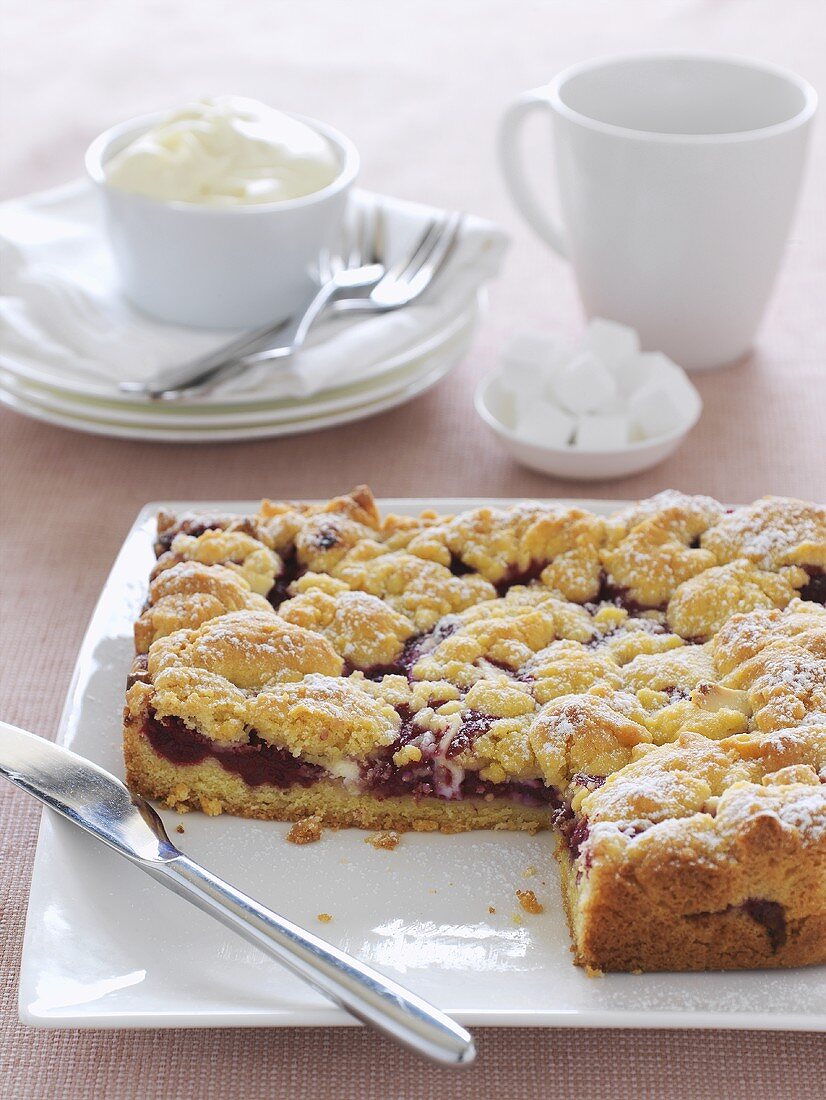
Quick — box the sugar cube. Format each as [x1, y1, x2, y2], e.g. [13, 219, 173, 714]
[552, 351, 618, 415]
[574, 414, 630, 451]
[515, 394, 576, 448]
[500, 332, 566, 393]
[628, 380, 685, 440]
[613, 354, 654, 397]
[583, 319, 640, 372]
[499, 357, 543, 395]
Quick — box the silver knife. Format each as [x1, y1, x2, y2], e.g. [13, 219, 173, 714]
[0, 720, 475, 1065]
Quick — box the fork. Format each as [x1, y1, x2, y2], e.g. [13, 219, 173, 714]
[155, 210, 463, 398]
[335, 210, 463, 315]
[238, 211, 464, 370]
[122, 204, 384, 402]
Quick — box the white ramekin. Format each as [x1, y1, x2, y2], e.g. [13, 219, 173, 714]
[474, 370, 702, 481]
[86, 110, 359, 329]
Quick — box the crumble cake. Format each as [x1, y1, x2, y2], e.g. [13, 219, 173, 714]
[123, 487, 826, 972]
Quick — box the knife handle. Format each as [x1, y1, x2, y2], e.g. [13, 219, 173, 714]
[145, 853, 475, 1065]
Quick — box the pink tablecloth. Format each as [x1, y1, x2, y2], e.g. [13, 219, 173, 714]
[1, 2, 824, 1097]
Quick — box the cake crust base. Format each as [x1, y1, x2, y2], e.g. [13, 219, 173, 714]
[557, 844, 826, 973]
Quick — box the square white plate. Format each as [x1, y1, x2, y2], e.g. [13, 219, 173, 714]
[18, 499, 826, 1031]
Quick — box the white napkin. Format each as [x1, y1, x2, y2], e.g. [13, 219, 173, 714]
[0, 182, 507, 400]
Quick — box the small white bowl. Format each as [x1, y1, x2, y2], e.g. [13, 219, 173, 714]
[474, 370, 702, 481]
[86, 110, 359, 330]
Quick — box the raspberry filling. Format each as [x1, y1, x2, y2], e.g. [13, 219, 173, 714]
[493, 561, 548, 597]
[355, 707, 559, 806]
[800, 566, 826, 605]
[141, 707, 558, 807]
[743, 898, 787, 951]
[266, 548, 304, 609]
[142, 710, 323, 788]
[359, 760, 556, 806]
[553, 804, 591, 859]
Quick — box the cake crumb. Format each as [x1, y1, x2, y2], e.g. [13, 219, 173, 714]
[317, 913, 333, 923]
[175, 824, 185, 834]
[516, 889, 544, 915]
[365, 830, 400, 851]
[488, 906, 496, 915]
[522, 865, 537, 878]
[286, 815, 323, 845]
[511, 913, 524, 926]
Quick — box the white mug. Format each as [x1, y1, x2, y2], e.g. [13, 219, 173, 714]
[498, 53, 817, 370]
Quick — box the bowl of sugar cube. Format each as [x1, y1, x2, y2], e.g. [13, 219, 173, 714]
[475, 318, 702, 480]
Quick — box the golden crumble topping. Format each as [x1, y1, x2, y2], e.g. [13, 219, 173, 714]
[529, 694, 652, 789]
[599, 620, 685, 665]
[131, 490, 825, 845]
[279, 586, 414, 668]
[146, 667, 252, 741]
[251, 675, 400, 763]
[412, 593, 595, 688]
[147, 610, 343, 688]
[701, 497, 826, 571]
[463, 678, 535, 717]
[622, 645, 717, 696]
[457, 714, 538, 782]
[523, 641, 623, 704]
[606, 490, 725, 545]
[155, 529, 282, 596]
[601, 519, 718, 609]
[135, 561, 273, 652]
[578, 724, 826, 838]
[332, 547, 496, 631]
[444, 503, 605, 601]
[710, 602, 823, 675]
[729, 630, 826, 732]
[666, 559, 807, 642]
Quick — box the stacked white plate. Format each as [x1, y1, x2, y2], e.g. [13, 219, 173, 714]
[0, 182, 502, 442]
[0, 295, 480, 442]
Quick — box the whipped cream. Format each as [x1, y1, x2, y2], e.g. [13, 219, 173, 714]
[104, 97, 341, 206]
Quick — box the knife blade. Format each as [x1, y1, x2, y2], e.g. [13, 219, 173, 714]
[0, 720, 475, 1065]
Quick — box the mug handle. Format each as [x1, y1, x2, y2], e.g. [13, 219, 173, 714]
[498, 87, 568, 257]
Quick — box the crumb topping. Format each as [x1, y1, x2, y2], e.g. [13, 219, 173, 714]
[332, 547, 496, 631]
[138, 489, 826, 856]
[667, 559, 806, 641]
[515, 889, 544, 914]
[279, 586, 414, 668]
[601, 519, 718, 609]
[148, 610, 343, 689]
[135, 561, 272, 651]
[251, 675, 401, 762]
[365, 830, 400, 850]
[701, 497, 826, 571]
[286, 815, 324, 844]
[529, 694, 651, 788]
[155, 529, 282, 595]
